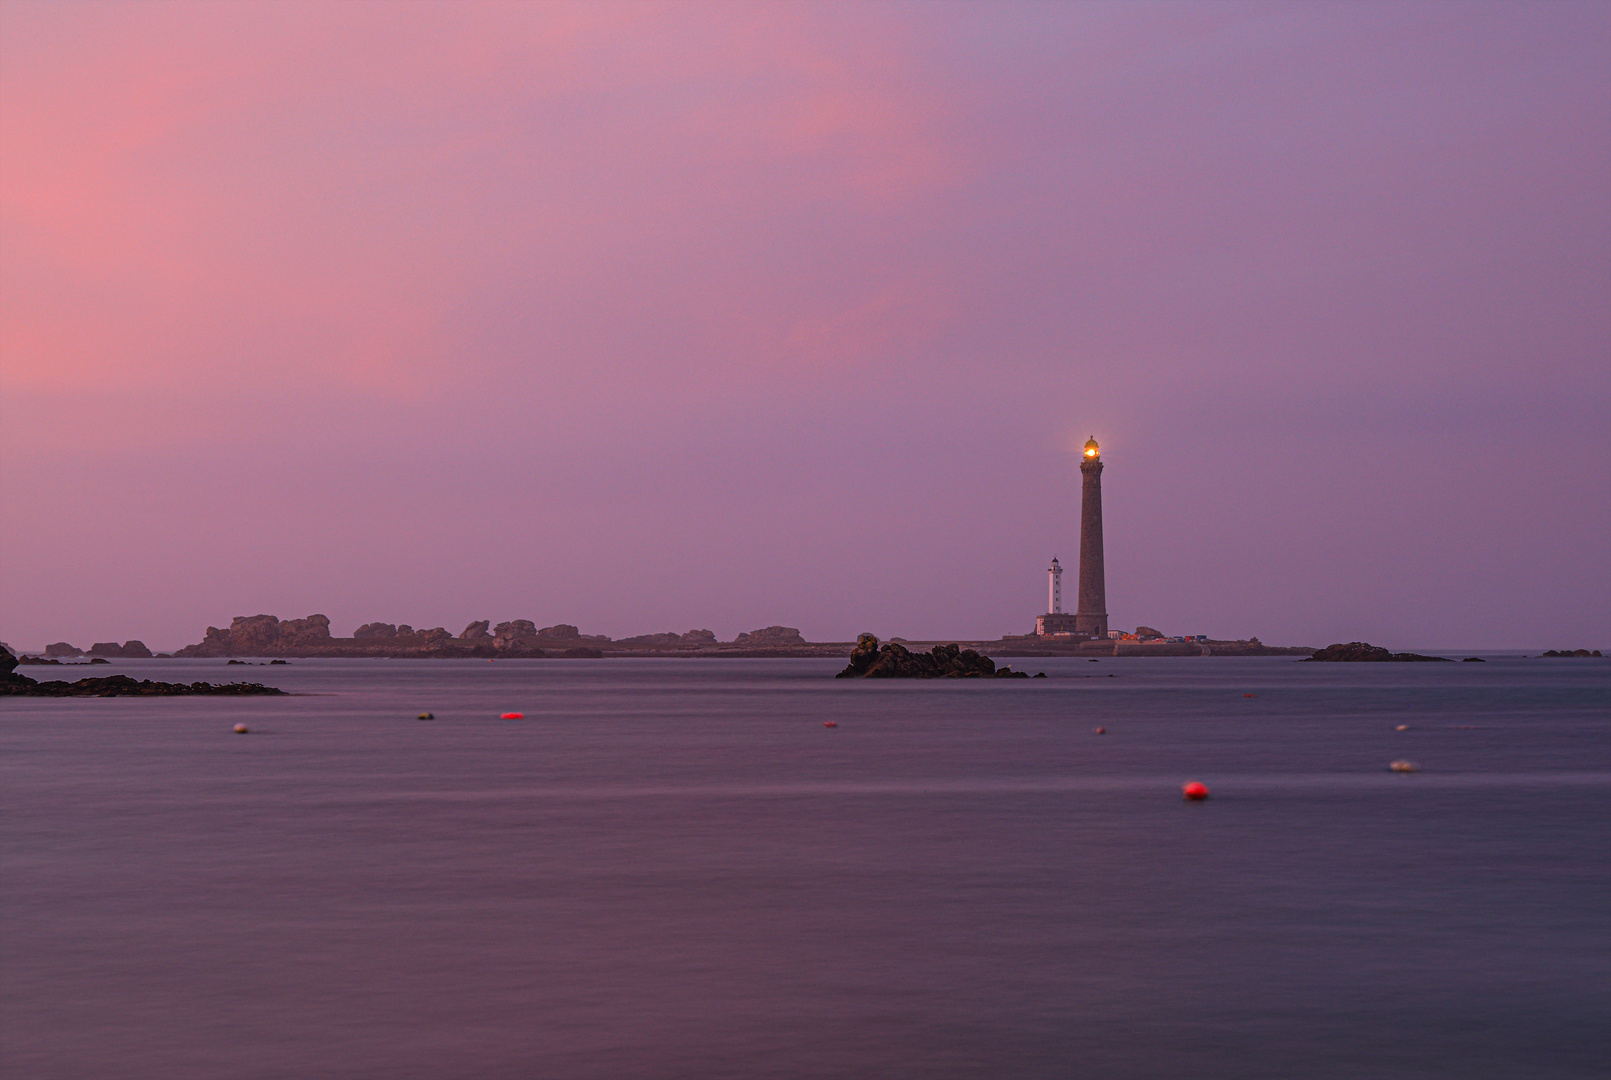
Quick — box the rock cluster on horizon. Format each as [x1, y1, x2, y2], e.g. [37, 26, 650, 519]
[732, 626, 806, 647]
[87, 640, 153, 658]
[1304, 642, 1452, 662]
[836, 635, 1030, 679]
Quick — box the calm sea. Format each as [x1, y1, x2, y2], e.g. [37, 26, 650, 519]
[2, 656, 1608, 1079]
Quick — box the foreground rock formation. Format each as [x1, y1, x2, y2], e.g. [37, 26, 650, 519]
[0, 648, 285, 697]
[836, 635, 1032, 679]
[1304, 642, 1452, 662]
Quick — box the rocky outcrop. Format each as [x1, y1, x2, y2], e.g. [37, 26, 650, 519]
[1134, 626, 1164, 639]
[489, 621, 549, 656]
[537, 624, 581, 640]
[44, 642, 84, 658]
[458, 620, 492, 641]
[1305, 642, 1452, 662]
[734, 626, 806, 647]
[353, 622, 398, 639]
[176, 615, 332, 657]
[1542, 649, 1603, 657]
[836, 635, 1030, 679]
[87, 640, 154, 658]
[614, 629, 720, 649]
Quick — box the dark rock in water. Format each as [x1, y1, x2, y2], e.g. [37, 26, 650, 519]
[1462, 657, 1486, 662]
[836, 635, 1030, 679]
[0, 648, 284, 696]
[615, 629, 720, 649]
[734, 626, 806, 647]
[45, 642, 84, 658]
[614, 631, 684, 648]
[270, 659, 289, 665]
[1305, 642, 1452, 662]
[89, 658, 111, 664]
[227, 659, 248, 665]
[458, 620, 492, 641]
[3, 674, 287, 697]
[87, 642, 123, 657]
[18, 656, 63, 665]
[1541, 649, 1602, 658]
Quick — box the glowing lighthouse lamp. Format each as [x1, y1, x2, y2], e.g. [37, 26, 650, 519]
[1083, 437, 1100, 459]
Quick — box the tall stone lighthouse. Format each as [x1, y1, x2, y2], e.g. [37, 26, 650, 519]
[1074, 436, 1108, 639]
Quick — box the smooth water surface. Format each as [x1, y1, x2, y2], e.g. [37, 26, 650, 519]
[3, 656, 1608, 1079]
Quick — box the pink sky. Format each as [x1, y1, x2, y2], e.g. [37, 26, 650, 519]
[2, 1, 1607, 651]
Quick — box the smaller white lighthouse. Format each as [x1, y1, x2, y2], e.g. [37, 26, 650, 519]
[1048, 557, 1063, 615]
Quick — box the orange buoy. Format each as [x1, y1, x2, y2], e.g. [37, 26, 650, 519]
[500, 712, 524, 720]
[824, 721, 837, 728]
[1094, 726, 1106, 734]
[1395, 724, 1408, 731]
[1182, 781, 1209, 801]
[233, 723, 249, 735]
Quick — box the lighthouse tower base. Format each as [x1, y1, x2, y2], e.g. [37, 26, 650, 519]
[1036, 613, 1082, 636]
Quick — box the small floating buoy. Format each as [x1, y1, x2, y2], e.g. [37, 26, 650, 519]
[233, 723, 249, 735]
[824, 721, 837, 728]
[418, 712, 434, 720]
[1243, 693, 1257, 698]
[1182, 781, 1209, 800]
[1395, 724, 1408, 731]
[500, 712, 523, 720]
[1390, 760, 1420, 773]
[1094, 726, 1106, 734]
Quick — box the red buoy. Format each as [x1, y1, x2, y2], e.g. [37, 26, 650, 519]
[1094, 726, 1106, 734]
[1243, 693, 1257, 698]
[1182, 781, 1209, 801]
[500, 712, 524, 720]
[824, 721, 837, 728]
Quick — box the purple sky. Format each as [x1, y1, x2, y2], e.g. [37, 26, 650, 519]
[2, 1, 1607, 651]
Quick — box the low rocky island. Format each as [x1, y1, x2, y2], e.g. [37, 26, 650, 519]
[1303, 642, 1452, 662]
[836, 635, 1036, 679]
[0, 648, 285, 697]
